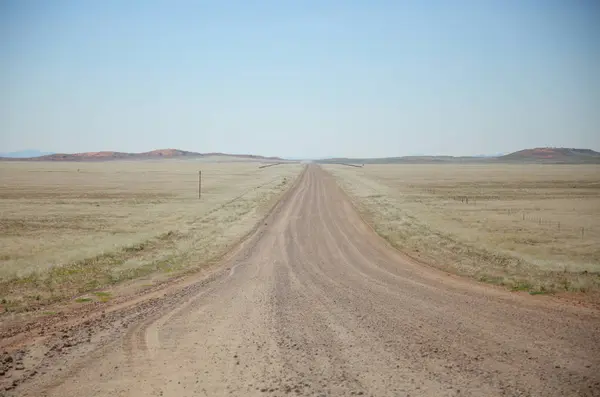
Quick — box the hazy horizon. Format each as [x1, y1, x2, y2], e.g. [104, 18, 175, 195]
[2, 1, 599, 158]
[2, 147, 599, 160]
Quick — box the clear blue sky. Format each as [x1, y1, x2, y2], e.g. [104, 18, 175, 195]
[1, 0, 599, 158]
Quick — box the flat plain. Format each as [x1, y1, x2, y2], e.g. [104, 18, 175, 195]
[324, 163, 600, 295]
[0, 160, 302, 310]
[4, 164, 598, 397]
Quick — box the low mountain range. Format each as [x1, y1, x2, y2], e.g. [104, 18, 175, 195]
[317, 147, 600, 165]
[1, 147, 599, 164]
[0, 149, 282, 162]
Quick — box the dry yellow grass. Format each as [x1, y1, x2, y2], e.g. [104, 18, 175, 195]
[324, 164, 600, 294]
[0, 161, 302, 310]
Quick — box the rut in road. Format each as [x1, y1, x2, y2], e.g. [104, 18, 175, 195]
[21, 164, 600, 397]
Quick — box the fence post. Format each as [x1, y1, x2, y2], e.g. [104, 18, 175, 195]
[198, 170, 202, 199]
[581, 227, 584, 238]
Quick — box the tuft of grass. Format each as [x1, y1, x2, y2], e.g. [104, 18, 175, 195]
[123, 243, 146, 253]
[559, 278, 572, 291]
[93, 291, 112, 303]
[477, 274, 505, 285]
[0, 298, 19, 312]
[511, 281, 534, 292]
[74, 297, 92, 303]
[529, 285, 549, 295]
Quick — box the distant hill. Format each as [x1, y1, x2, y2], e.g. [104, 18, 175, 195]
[0, 150, 54, 158]
[498, 148, 600, 163]
[0, 149, 283, 162]
[318, 155, 489, 165]
[317, 148, 600, 165]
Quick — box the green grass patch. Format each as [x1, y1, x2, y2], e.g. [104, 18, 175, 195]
[529, 291, 546, 295]
[93, 291, 112, 303]
[476, 274, 505, 285]
[74, 297, 92, 303]
[511, 281, 534, 292]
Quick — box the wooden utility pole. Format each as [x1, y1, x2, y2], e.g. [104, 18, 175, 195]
[198, 171, 202, 199]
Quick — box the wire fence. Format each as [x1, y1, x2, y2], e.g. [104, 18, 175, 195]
[417, 189, 592, 239]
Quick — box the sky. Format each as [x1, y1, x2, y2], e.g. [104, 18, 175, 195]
[1, 0, 599, 158]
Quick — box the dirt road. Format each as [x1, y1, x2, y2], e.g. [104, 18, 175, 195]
[9, 165, 600, 396]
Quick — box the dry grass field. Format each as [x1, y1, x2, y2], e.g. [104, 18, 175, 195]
[324, 164, 600, 294]
[0, 161, 302, 311]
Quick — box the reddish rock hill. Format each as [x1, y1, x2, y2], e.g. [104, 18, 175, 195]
[140, 149, 201, 157]
[500, 148, 600, 163]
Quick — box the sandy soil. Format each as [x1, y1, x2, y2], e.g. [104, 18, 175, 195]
[1, 165, 599, 396]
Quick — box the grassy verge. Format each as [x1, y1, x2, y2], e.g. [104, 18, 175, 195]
[0, 169, 299, 313]
[364, 200, 598, 294]
[325, 164, 600, 295]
